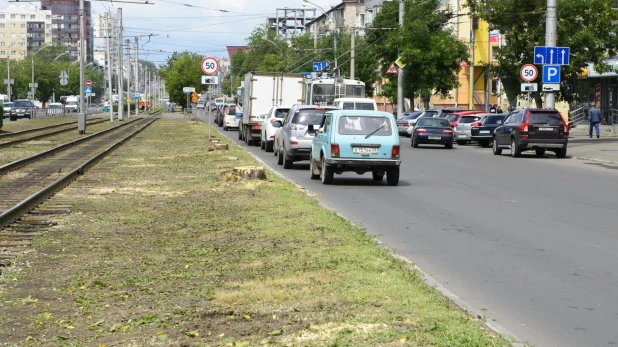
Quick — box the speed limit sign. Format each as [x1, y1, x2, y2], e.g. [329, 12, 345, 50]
[201, 57, 219, 75]
[520, 64, 538, 82]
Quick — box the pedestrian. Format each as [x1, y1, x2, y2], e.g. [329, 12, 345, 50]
[489, 103, 497, 113]
[588, 104, 602, 138]
[496, 105, 503, 113]
[392, 104, 397, 117]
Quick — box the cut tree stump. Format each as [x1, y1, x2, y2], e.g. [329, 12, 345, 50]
[214, 144, 229, 151]
[233, 166, 266, 180]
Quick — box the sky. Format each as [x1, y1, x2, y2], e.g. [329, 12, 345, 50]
[89, 0, 343, 66]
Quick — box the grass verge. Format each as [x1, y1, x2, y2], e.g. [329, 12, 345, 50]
[0, 118, 511, 346]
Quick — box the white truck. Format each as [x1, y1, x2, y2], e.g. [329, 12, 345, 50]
[65, 96, 79, 113]
[240, 72, 304, 145]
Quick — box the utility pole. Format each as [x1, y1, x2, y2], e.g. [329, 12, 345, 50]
[78, 0, 86, 134]
[135, 37, 139, 116]
[397, 0, 404, 116]
[106, 12, 113, 122]
[126, 39, 131, 118]
[6, 57, 12, 101]
[545, 0, 557, 109]
[117, 8, 124, 121]
[469, 29, 475, 110]
[350, 30, 355, 80]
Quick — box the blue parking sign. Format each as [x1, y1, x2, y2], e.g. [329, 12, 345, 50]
[542, 65, 561, 84]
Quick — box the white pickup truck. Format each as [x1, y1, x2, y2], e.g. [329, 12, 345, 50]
[65, 96, 79, 113]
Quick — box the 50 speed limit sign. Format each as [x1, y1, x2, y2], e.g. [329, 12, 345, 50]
[201, 57, 219, 75]
[520, 64, 538, 82]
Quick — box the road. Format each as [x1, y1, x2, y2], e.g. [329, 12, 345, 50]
[211, 117, 618, 347]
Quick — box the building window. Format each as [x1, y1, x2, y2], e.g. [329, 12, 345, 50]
[0, 42, 4, 47]
[31, 15, 36, 19]
[46, 15, 51, 20]
[20, 34, 25, 38]
[20, 42, 25, 47]
[20, 14, 26, 19]
[46, 33, 51, 38]
[46, 24, 51, 29]
[10, 14, 15, 19]
[10, 50, 16, 56]
[10, 24, 15, 28]
[492, 47, 498, 61]
[0, 51, 4, 56]
[20, 51, 25, 56]
[0, 14, 4, 19]
[0, 33, 4, 37]
[0, 24, 4, 28]
[491, 79, 498, 94]
[21, 24, 26, 29]
[11, 33, 15, 38]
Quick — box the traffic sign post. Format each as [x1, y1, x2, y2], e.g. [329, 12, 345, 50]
[386, 62, 398, 75]
[521, 83, 538, 107]
[312, 61, 331, 72]
[542, 65, 561, 84]
[201, 57, 219, 75]
[201, 76, 219, 85]
[520, 64, 538, 82]
[85, 80, 92, 87]
[534, 46, 570, 65]
[85, 86, 93, 95]
[59, 70, 68, 86]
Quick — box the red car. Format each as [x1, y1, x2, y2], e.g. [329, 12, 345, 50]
[444, 111, 486, 128]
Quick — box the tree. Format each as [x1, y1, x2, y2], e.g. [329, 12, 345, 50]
[467, 0, 618, 107]
[369, 0, 469, 108]
[159, 52, 203, 107]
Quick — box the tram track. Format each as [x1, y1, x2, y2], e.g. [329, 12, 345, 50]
[0, 118, 109, 149]
[0, 117, 157, 232]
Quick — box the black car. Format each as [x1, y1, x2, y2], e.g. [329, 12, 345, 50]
[9, 99, 35, 121]
[470, 114, 507, 147]
[493, 108, 568, 158]
[411, 117, 454, 149]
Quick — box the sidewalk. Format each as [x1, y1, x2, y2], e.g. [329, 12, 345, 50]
[568, 136, 618, 164]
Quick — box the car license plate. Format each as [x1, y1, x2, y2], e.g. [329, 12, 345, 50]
[480, 130, 490, 134]
[428, 136, 441, 140]
[539, 127, 554, 131]
[458, 134, 467, 137]
[353, 147, 378, 154]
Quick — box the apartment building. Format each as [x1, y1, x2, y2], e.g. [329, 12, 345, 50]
[40, 0, 93, 62]
[0, 5, 53, 60]
[305, 0, 357, 42]
[267, 8, 316, 42]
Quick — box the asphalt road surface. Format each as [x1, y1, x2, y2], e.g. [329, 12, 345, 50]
[211, 118, 618, 347]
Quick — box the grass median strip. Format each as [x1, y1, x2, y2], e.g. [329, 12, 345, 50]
[0, 118, 511, 346]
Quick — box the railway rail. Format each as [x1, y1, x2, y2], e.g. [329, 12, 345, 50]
[0, 117, 157, 231]
[0, 118, 109, 149]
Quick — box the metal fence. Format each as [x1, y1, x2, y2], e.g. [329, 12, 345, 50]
[30, 106, 105, 119]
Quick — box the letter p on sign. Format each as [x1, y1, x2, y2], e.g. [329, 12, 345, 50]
[543, 65, 561, 84]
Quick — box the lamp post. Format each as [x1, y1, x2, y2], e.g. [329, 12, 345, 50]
[52, 51, 70, 63]
[31, 44, 53, 101]
[303, 0, 337, 73]
[262, 35, 283, 55]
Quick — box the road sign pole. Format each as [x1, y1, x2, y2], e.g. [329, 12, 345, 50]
[397, 0, 404, 116]
[117, 8, 124, 121]
[545, 0, 557, 109]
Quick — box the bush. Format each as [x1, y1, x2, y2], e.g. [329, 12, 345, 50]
[0, 104, 3, 129]
[112, 102, 137, 112]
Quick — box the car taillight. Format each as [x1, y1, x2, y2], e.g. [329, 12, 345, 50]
[471, 122, 483, 127]
[471, 128, 478, 134]
[416, 128, 427, 133]
[290, 141, 298, 145]
[251, 124, 261, 130]
[403, 122, 409, 126]
[331, 144, 340, 158]
[564, 124, 569, 132]
[391, 145, 400, 158]
[520, 123, 528, 132]
[442, 129, 453, 134]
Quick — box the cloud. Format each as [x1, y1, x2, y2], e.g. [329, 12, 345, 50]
[91, 0, 341, 64]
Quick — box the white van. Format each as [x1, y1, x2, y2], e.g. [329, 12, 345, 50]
[65, 96, 79, 113]
[333, 98, 377, 111]
[0, 94, 9, 105]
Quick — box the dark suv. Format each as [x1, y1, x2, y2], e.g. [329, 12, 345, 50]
[492, 108, 568, 158]
[9, 99, 35, 121]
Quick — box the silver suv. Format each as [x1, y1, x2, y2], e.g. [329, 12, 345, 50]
[273, 105, 338, 169]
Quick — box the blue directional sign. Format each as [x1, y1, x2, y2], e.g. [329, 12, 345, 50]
[312, 61, 331, 71]
[534, 46, 570, 65]
[84, 86, 93, 94]
[543, 65, 561, 83]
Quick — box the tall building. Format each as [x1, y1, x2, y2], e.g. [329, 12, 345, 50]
[91, 13, 106, 66]
[0, 5, 53, 60]
[267, 8, 316, 42]
[40, 0, 93, 62]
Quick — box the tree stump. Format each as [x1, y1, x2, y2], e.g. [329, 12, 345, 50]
[214, 144, 229, 151]
[233, 166, 266, 180]
[210, 139, 220, 143]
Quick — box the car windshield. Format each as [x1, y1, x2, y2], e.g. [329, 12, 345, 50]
[459, 116, 481, 124]
[4, 103, 13, 107]
[528, 111, 564, 126]
[13, 101, 31, 107]
[338, 116, 393, 136]
[356, 102, 375, 110]
[49, 105, 62, 109]
[420, 110, 439, 118]
[445, 114, 460, 122]
[274, 108, 289, 118]
[417, 118, 450, 127]
[291, 109, 330, 125]
[483, 116, 506, 125]
[227, 105, 236, 114]
[66, 101, 78, 106]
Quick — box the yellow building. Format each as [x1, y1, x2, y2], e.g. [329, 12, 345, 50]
[0, 5, 53, 60]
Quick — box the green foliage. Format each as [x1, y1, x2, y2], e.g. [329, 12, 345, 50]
[112, 102, 137, 112]
[158, 52, 203, 107]
[468, 0, 618, 106]
[369, 0, 468, 105]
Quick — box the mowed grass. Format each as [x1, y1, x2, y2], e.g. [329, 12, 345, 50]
[0, 119, 512, 346]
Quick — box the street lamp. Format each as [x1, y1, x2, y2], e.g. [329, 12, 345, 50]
[262, 35, 283, 55]
[52, 51, 70, 63]
[303, 0, 338, 73]
[31, 44, 53, 101]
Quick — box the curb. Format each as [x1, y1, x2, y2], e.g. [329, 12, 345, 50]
[572, 156, 618, 165]
[198, 114, 525, 346]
